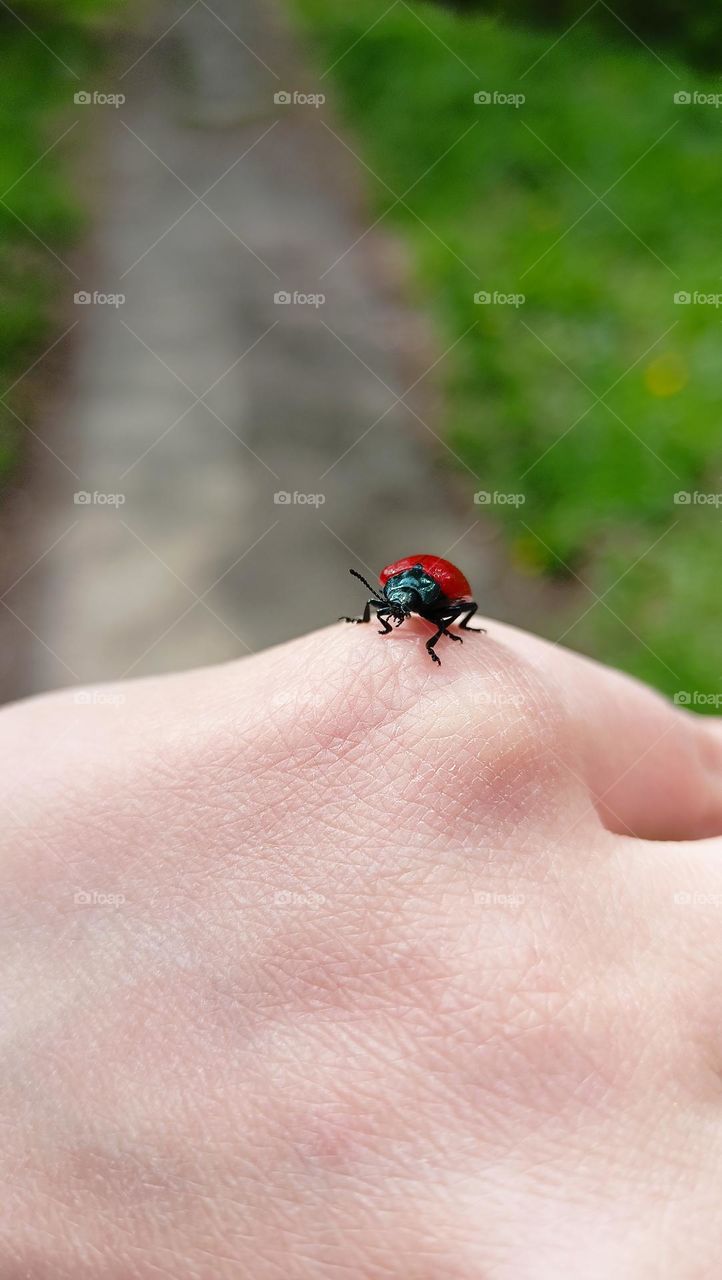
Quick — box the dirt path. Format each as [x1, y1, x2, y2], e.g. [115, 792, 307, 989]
[9, 0, 504, 697]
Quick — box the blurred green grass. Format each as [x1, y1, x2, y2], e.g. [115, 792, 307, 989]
[291, 0, 722, 704]
[0, 5, 110, 481]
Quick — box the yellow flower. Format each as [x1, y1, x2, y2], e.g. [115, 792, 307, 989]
[644, 353, 688, 398]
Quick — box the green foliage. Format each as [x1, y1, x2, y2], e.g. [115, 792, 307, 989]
[436, 0, 722, 70]
[291, 0, 722, 702]
[0, 17, 101, 489]
[0, 0, 115, 23]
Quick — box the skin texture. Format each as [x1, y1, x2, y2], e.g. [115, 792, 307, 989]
[1, 615, 722, 1278]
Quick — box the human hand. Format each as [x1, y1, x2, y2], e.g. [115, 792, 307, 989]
[2, 614, 722, 1277]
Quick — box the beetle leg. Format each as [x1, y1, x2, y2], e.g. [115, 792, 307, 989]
[434, 611, 464, 642]
[341, 598, 378, 624]
[448, 602, 485, 632]
[425, 610, 475, 661]
[417, 602, 485, 664]
[443, 625, 463, 643]
[432, 602, 485, 634]
[425, 627, 445, 664]
[375, 608, 394, 635]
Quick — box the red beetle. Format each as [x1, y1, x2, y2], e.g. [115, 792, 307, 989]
[342, 554, 483, 665]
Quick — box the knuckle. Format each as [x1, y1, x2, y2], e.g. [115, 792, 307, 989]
[403, 644, 577, 835]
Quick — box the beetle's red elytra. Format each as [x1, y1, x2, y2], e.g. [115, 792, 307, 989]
[379, 554, 472, 601]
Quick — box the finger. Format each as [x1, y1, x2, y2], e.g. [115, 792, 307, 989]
[483, 619, 722, 841]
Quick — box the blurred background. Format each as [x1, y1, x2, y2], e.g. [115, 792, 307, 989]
[0, 0, 719, 708]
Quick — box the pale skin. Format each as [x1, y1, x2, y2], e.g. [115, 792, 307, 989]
[2, 614, 722, 1278]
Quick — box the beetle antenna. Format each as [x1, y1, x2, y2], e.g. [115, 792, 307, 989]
[349, 567, 382, 598]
